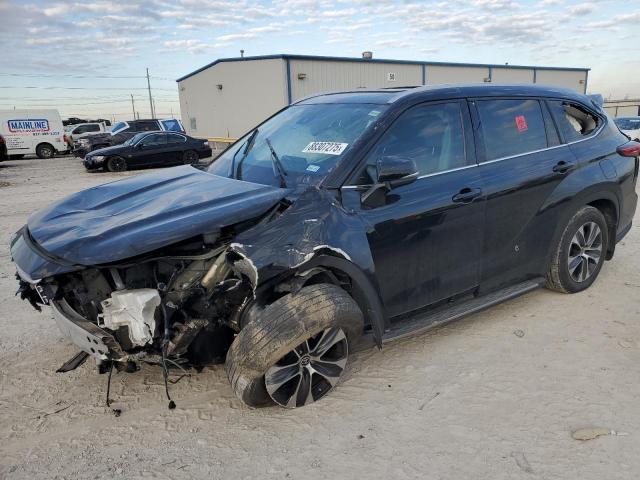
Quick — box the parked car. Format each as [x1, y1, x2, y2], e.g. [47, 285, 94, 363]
[614, 116, 640, 141]
[0, 109, 67, 159]
[83, 131, 211, 171]
[73, 118, 184, 158]
[64, 122, 110, 150]
[0, 134, 6, 161]
[11, 85, 639, 409]
[63, 117, 111, 127]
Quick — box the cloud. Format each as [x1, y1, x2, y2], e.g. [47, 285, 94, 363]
[569, 4, 595, 16]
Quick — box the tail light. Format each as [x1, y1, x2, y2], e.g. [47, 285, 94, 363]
[616, 141, 640, 157]
[63, 134, 68, 143]
[203, 141, 210, 149]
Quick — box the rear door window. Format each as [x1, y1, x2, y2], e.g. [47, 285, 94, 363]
[476, 99, 547, 161]
[547, 100, 599, 142]
[166, 134, 186, 143]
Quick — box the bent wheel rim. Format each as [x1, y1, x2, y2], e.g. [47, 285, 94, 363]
[265, 327, 348, 408]
[567, 221, 602, 282]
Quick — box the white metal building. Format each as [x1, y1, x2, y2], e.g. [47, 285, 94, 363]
[176, 54, 590, 140]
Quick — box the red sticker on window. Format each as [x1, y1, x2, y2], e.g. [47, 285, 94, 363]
[515, 115, 528, 132]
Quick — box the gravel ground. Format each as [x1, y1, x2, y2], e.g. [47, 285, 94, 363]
[1, 155, 639, 480]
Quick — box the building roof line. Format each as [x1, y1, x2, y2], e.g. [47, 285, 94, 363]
[175, 54, 590, 82]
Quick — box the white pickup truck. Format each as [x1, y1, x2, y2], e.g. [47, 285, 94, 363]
[64, 122, 110, 150]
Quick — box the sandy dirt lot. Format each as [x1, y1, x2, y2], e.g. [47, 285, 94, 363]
[1, 156, 639, 479]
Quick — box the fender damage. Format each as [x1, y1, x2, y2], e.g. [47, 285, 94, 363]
[11, 171, 383, 389]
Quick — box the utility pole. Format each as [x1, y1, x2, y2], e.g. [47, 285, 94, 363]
[146, 68, 155, 119]
[130, 94, 136, 119]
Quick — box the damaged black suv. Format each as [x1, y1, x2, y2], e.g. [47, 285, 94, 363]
[11, 85, 639, 409]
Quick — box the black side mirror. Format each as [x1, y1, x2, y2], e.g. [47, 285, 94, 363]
[362, 156, 419, 204]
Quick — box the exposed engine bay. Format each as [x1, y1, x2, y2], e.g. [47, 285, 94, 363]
[22, 226, 270, 373]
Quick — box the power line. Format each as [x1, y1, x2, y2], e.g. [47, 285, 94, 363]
[0, 99, 179, 106]
[0, 85, 177, 91]
[0, 72, 174, 81]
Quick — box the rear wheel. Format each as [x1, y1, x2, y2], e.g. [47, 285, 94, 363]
[36, 143, 54, 159]
[225, 283, 364, 408]
[546, 206, 608, 293]
[106, 156, 127, 172]
[182, 150, 199, 165]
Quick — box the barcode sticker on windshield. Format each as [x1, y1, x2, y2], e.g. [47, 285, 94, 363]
[303, 141, 348, 155]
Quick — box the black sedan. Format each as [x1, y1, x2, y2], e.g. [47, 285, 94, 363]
[83, 131, 212, 172]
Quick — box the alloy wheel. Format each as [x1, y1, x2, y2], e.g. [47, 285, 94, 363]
[264, 327, 348, 408]
[183, 151, 198, 164]
[567, 221, 602, 282]
[108, 157, 126, 172]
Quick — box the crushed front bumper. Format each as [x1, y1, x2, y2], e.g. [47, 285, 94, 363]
[51, 299, 126, 361]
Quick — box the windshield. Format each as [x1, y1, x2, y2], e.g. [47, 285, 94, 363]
[111, 121, 128, 135]
[207, 103, 387, 188]
[125, 132, 148, 145]
[615, 118, 640, 130]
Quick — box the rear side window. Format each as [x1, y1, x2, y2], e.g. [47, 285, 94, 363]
[476, 99, 547, 161]
[547, 101, 599, 142]
[161, 119, 184, 132]
[85, 124, 100, 132]
[354, 102, 467, 183]
[166, 133, 186, 143]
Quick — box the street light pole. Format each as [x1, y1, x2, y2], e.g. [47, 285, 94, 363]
[130, 94, 136, 119]
[146, 68, 155, 119]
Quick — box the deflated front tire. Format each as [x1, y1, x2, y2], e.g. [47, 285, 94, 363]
[225, 283, 364, 408]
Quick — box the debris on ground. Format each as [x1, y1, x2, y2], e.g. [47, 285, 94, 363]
[510, 451, 533, 473]
[513, 329, 525, 338]
[570, 427, 627, 441]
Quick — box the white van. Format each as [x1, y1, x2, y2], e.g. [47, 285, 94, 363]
[0, 109, 67, 159]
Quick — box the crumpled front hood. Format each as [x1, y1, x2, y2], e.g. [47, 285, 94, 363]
[27, 166, 287, 265]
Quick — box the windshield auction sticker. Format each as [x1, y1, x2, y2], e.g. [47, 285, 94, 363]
[303, 141, 348, 155]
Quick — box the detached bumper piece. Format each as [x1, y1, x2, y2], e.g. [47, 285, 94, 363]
[56, 351, 89, 373]
[52, 299, 126, 362]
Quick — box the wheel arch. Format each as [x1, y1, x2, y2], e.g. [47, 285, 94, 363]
[550, 187, 620, 263]
[35, 141, 55, 155]
[249, 253, 386, 347]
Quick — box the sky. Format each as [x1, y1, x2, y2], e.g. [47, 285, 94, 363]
[0, 0, 637, 121]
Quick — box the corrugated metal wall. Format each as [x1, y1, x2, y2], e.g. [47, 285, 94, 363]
[535, 69, 587, 93]
[177, 57, 589, 138]
[491, 67, 534, 83]
[289, 60, 422, 101]
[178, 58, 287, 139]
[426, 65, 488, 84]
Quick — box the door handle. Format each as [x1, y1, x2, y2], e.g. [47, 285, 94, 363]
[553, 160, 575, 174]
[452, 187, 482, 203]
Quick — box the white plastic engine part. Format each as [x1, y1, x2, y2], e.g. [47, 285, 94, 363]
[98, 289, 161, 347]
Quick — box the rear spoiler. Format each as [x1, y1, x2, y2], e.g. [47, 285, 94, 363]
[588, 94, 604, 108]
